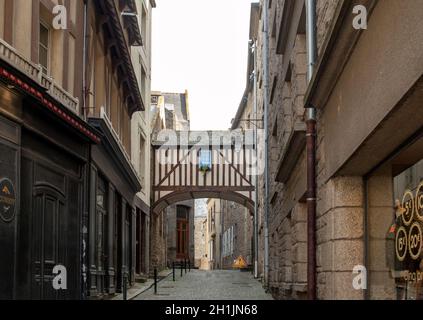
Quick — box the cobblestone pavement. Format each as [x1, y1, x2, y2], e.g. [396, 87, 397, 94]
[134, 269, 273, 300]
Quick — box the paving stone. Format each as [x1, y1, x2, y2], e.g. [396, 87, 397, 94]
[134, 270, 273, 300]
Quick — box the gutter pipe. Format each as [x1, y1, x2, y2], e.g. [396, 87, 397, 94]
[305, 0, 317, 300]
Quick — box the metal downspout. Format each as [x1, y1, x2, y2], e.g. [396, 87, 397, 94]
[82, 0, 88, 121]
[252, 39, 259, 279]
[262, 0, 270, 290]
[82, 0, 89, 300]
[305, 0, 317, 300]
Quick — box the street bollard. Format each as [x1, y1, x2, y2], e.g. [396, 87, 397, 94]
[184, 259, 187, 274]
[180, 261, 183, 277]
[188, 260, 191, 272]
[154, 268, 158, 295]
[172, 262, 175, 281]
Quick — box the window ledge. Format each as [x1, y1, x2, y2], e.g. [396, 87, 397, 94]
[275, 122, 306, 183]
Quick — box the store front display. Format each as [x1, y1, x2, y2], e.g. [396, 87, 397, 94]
[368, 134, 423, 300]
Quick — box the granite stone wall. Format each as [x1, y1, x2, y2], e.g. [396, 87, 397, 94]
[149, 210, 167, 274]
[255, 0, 366, 300]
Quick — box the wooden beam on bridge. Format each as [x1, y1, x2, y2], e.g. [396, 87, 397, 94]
[153, 186, 255, 192]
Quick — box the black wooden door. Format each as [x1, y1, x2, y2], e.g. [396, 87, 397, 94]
[136, 211, 141, 275]
[177, 219, 189, 260]
[17, 124, 84, 300]
[115, 195, 122, 292]
[0, 138, 19, 300]
[31, 185, 66, 300]
[125, 212, 131, 283]
[140, 212, 146, 273]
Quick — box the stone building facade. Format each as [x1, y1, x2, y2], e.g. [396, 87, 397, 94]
[250, 0, 423, 300]
[149, 205, 167, 271]
[262, 0, 309, 300]
[0, 0, 155, 299]
[150, 91, 195, 270]
[221, 201, 254, 270]
[194, 215, 207, 269]
[0, 0, 97, 300]
[130, 0, 156, 279]
[205, 198, 253, 270]
[229, 2, 260, 275]
[205, 198, 222, 270]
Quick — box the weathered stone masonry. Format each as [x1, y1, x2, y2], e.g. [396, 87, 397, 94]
[256, 0, 366, 299]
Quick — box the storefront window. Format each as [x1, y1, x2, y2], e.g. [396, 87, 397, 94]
[97, 177, 107, 209]
[368, 136, 423, 299]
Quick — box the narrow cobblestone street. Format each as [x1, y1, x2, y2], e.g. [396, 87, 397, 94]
[135, 270, 273, 300]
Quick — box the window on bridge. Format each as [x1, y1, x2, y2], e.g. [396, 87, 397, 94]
[199, 150, 212, 172]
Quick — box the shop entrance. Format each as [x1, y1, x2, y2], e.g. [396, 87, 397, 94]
[19, 134, 83, 300]
[367, 131, 423, 300]
[31, 185, 66, 300]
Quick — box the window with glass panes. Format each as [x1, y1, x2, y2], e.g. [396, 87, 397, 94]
[39, 23, 49, 74]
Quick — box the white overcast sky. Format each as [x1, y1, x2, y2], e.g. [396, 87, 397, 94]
[151, 0, 257, 131]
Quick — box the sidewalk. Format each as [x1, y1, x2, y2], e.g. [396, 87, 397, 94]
[112, 269, 172, 300]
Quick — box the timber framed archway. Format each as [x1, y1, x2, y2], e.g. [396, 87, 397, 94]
[151, 131, 256, 214]
[152, 189, 255, 214]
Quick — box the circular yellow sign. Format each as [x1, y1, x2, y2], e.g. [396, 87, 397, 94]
[402, 190, 414, 226]
[408, 222, 422, 260]
[396, 226, 408, 262]
[416, 182, 423, 221]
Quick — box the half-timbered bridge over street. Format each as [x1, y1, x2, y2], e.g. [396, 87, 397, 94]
[151, 130, 260, 213]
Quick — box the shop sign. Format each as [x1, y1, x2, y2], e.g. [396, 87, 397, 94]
[416, 182, 423, 221]
[396, 226, 408, 262]
[395, 185, 423, 283]
[0, 178, 16, 222]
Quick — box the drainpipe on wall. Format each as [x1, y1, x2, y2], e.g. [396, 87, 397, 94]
[82, 0, 88, 121]
[222, 202, 226, 268]
[252, 39, 259, 279]
[81, 0, 89, 300]
[305, 0, 317, 300]
[262, 0, 270, 290]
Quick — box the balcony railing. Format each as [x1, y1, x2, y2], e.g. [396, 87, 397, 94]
[0, 39, 80, 116]
[41, 75, 79, 115]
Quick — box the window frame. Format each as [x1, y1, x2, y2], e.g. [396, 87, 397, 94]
[39, 21, 51, 75]
[138, 130, 146, 186]
[199, 149, 212, 171]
